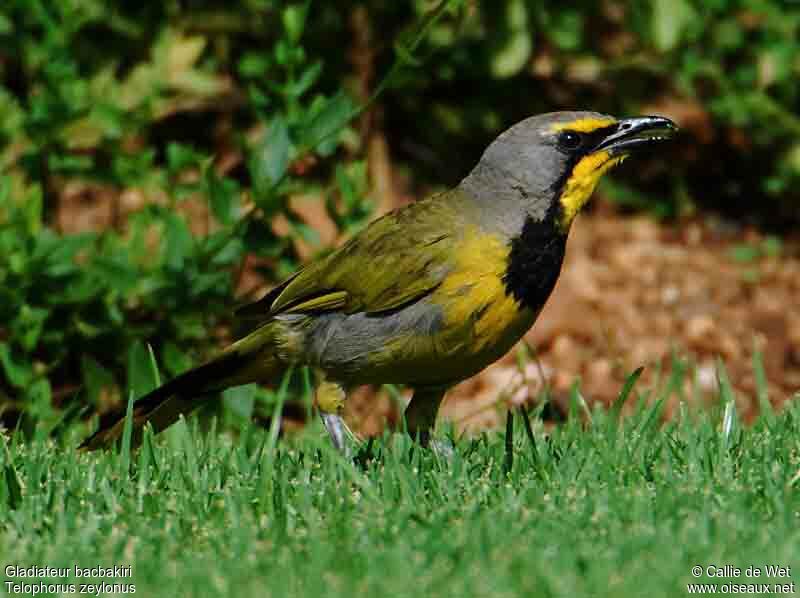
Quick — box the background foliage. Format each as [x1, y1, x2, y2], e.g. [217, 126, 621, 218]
[0, 0, 798, 434]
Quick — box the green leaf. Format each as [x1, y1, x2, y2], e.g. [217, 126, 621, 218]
[81, 355, 114, 406]
[547, 10, 583, 51]
[11, 305, 49, 352]
[163, 213, 193, 270]
[48, 153, 94, 174]
[39, 232, 96, 275]
[167, 142, 204, 174]
[728, 244, 760, 263]
[204, 165, 240, 226]
[296, 221, 322, 245]
[26, 378, 53, 421]
[238, 52, 272, 78]
[0, 14, 13, 36]
[208, 236, 244, 266]
[0, 171, 10, 195]
[762, 236, 782, 258]
[250, 115, 291, 196]
[282, 3, 310, 44]
[300, 92, 355, 153]
[287, 61, 323, 98]
[490, 0, 533, 78]
[393, 34, 424, 67]
[22, 186, 43, 235]
[92, 256, 139, 293]
[652, 0, 696, 52]
[0, 342, 32, 388]
[74, 317, 105, 339]
[162, 341, 192, 377]
[59, 275, 104, 304]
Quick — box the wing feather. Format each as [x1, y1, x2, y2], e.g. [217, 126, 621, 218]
[236, 191, 464, 320]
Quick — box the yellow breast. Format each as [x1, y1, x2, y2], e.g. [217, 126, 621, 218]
[435, 228, 533, 353]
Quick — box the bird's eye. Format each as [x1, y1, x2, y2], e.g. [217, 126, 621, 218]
[558, 131, 583, 151]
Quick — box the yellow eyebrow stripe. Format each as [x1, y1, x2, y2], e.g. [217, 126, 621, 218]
[551, 117, 617, 133]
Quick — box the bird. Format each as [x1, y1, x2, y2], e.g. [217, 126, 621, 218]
[80, 111, 676, 452]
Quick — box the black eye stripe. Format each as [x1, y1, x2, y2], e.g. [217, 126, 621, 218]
[579, 125, 618, 152]
[549, 123, 621, 197]
[557, 124, 619, 155]
[584, 124, 618, 149]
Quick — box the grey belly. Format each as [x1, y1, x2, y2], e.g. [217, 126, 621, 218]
[276, 300, 447, 386]
[276, 297, 532, 388]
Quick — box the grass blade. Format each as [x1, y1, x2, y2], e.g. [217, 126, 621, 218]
[146, 343, 162, 387]
[611, 367, 644, 422]
[3, 463, 22, 510]
[518, 406, 548, 482]
[504, 409, 514, 475]
[716, 359, 738, 452]
[630, 396, 666, 456]
[266, 367, 294, 457]
[518, 407, 537, 459]
[119, 390, 136, 474]
[752, 344, 773, 423]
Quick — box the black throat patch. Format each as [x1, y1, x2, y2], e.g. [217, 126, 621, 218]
[502, 211, 568, 311]
[502, 124, 619, 309]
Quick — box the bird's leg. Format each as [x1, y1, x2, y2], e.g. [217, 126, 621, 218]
[404, 386, 449, 450]
[315, 379, 355, 456]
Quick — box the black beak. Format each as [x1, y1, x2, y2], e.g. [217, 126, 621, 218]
[594, 116, 677, 155]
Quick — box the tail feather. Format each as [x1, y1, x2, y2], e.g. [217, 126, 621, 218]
[79, 324, 284, 451]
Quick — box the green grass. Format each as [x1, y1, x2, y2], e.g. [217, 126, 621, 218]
[2, 374, 800, 598]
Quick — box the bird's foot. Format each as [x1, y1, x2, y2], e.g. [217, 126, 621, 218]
[316, 380, 357, 456]
[407, 428, 456, 461]
[428, 437, 456, 460]
[320, 413, 358, 458]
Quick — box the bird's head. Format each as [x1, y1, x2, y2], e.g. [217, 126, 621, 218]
[462, 111, 677, 233]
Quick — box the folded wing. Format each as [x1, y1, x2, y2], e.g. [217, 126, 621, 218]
[236, 192, 463, 320]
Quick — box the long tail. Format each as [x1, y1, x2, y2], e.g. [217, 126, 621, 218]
[79, 324, 284, 451]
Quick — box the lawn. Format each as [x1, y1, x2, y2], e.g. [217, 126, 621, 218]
[2, 372, 799, 598]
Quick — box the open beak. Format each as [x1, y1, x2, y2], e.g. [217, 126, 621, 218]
[594, 116, 677, 155]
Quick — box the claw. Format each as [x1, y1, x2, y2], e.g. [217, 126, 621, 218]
[429, 438, 455, 460]
[320, 412, 360, 458]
